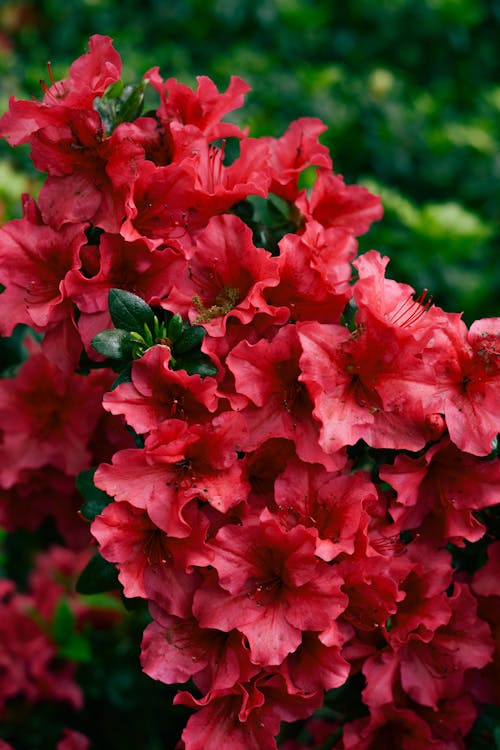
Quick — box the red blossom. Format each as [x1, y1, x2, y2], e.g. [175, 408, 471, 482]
[0, 347, 107, 486]
[57, 729, 90, 750]
[259, 118, 332, 202]
[264, 221, 356, 324]
[381, 437, 500, 545]
[146, 69, 251, 141]
[398, 583, 494, 708]
[0, 207, 87, 337]
[193, 511, 347, 665]
[0, 35, 121, 146]
[94, 413, 250, 534]
[342, 705, 447, 750]
[174, 673, 322, 750]
[0, 581, 82, 717]
[227, 323, 345, 469]
[141, 610, 258, 695]
[102, 345, 219, 434]
[297, 320, 435, 452]
[166, 214, 281, 336]
[92, 500, 211, 603]
[295, 169, 383, 236]
[421, 315, 500, 455]
[272, 456, 374, 559]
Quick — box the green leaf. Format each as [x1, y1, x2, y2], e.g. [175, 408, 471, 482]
[167, 313, 183, 341]
[76, 468, 113, 521]
[94, 80, 145, 135]
[80, 593, 125, 612]
[108, 289, 155, 332]
[110, 364, 133, 390]
[52, 599, 92, 662]
[76, 553, 120, 595]
[175, 351, 218, 377]
[53, 598, 74, 645]
[58, 633, 92, 663]
[91, 328, 134, 359]
[114, 81, 147, 127]
[104, 80, 125, 99]
[173, 325, 206, 354]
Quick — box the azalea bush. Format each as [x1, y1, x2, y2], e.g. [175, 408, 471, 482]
[0, 35, 499, 749]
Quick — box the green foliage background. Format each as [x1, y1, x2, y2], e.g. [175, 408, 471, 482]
[0, 3, 499, 748]
[0, 0, 499, 322]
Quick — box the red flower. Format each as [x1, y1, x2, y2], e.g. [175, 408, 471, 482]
[65, 234, 185, 353]
[0, 347, 107, 486]
[146, 69, 251, 141]
[0, 466, 89, 548]
[297, 320, 435, 452]
[295, 170, 383, 236]
[0, 35, 121, 146]
[141, 610, 258, 695]
[259, 118, 332, 202]
[102, 345, 219, 434]
[0, 204, 87, 336]
[381, 437, 500, 545]
[272, 456, 374, 559]
[94, 413, 249, 535]
[227, 323, 345, 469]
[166, 214, 281, 336]
[92, 500, 211, 607]
[342, 705, 446, 750]
[193, 510, 347, 665]
[264, 221, 356, 324]
[57, 729, 90, 750]
[399, 583, 493, 708]
[175, 673, 322, 750]
[421, 315, 500, 455]
[0, 581, 82, 716]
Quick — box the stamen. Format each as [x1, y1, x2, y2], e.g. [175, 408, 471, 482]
[207, 140, 226, 193]
[39, 62, 67, 103]
[143, 529, 172, 566]
[387, 289, 433, 328]
[192, 286, 240, 323]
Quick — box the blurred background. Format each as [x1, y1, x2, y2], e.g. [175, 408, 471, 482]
[1, 0, 499, 323]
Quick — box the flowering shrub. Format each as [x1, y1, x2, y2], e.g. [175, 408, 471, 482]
[0, 35, 499, 749]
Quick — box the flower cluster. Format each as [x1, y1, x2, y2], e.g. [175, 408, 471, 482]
[0, 35, 498, 749]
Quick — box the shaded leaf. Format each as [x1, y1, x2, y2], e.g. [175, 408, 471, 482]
[76, 553, 120, 595]
[77, 468, 113, 521]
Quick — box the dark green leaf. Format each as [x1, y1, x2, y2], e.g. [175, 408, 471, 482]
[76, 468, 113, 520]
[76, 552, 120, 595]
[110, 364, 133, 390]
[175, 352, 218, 377]
[91, 328, 134, 359]
[173, 325, 206, 354]
[167, 313, 183, 341]
[108, 289, 154, 332]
